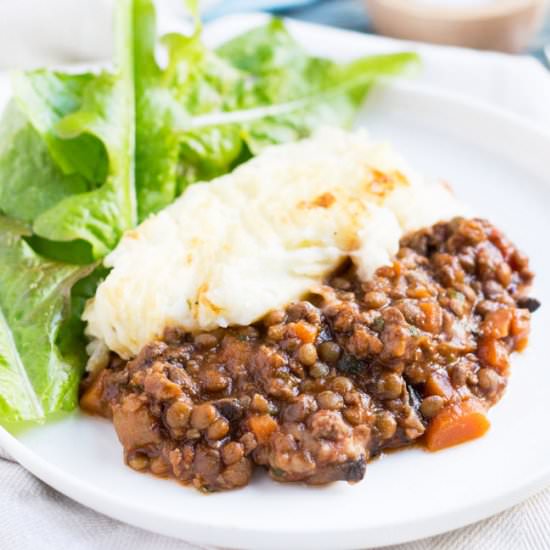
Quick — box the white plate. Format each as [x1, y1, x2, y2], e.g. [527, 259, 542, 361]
[2, 15, 550, 550]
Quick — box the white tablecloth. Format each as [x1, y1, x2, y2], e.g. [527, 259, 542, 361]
[1, 2, 550, 549]
[1, 446, 550, 549]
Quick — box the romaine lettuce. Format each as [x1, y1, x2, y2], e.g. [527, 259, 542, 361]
[0, 0, 418, 427]
[133, 4, 418, 219]
[0, 0, 136, 260]
[0, 216, 95, 425]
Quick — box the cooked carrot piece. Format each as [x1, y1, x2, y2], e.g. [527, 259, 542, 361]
[481, 308, 512, 339]
[291, 321, 317, 343]
[511, 309, 531, 352]
[425, 399, 490, 452]
[477, 337, 509, 373]
[418, 301, 443, 333]
[249, 414, 278, 444]
[425, 371, 454, 399]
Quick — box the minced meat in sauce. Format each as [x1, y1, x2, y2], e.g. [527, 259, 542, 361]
[81, 218, 538, 492]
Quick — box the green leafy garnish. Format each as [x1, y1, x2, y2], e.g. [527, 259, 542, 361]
[0, 0, 135, 426]
[0, 0, 418, 427]
[0, 217, 95, 425]
[0, 101, 88, 225]
[449, 289, 465, 302]
[371, 316, 385, 333]
[0, 0, 136, 261]
[337, 354, 365, 375]
[132, 4, 418, 219]
[271, 467, 286, 478]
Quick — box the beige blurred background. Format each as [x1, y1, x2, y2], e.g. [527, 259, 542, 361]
[1, 0, 549, 69]
[0, 0, 113, 68]
[0, 0, 207, 69]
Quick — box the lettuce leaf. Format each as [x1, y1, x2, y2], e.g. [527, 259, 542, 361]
[0, 100, 88, 224]
[0, 216, 95, 424]
[0, 0, 136, 260]
[0, 0, 418, 427]
[132, 3, 418, 220]
[0, 1, 134, 427]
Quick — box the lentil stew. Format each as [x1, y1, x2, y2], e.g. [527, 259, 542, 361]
[81, 218, 538, 492]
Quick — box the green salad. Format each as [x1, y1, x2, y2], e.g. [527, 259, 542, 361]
[0, 0, 418, 428]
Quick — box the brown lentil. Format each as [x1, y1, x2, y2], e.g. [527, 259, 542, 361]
[128, 454, 149, 471]
[264, 310, 286, 326]
[316, 391, 344, 410]
[297, 343, 318, 366]
[376, 411, 398, 440]
[165, 399, 192, 429]
[420, 395, 445, 418]
[376, 373, 404, 400]
[222, 442, 244, 465]
[191, 403, 218, 430]
[250, 394, 270, 414]
[331, 376, 354, 394]
[194, 333, 218, 349]
[208, 418, 230, 440]
[309, 362, 330, 379]
[318, 341, 341, 363]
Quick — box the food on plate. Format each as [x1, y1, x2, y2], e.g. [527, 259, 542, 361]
[0, 0, 538, 496]
[81, 131, 537, 492]
[0, 0, 417, 427]
[83, 129, 465, 361]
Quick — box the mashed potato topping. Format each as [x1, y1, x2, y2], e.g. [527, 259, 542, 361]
[83, 128, 466, 360]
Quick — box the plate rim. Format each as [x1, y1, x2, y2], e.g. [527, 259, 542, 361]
[2, 14, 550, 550]
[2, 410, 550, 549]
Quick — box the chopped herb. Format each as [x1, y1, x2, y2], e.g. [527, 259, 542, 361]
[449, 289, 465, 302]
[371, 316, 385, 333]
[337, 354, 365, 375]
[271, 467, 286, 478]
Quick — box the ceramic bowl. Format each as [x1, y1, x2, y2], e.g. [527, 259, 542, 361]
[364, 0, 548, 52]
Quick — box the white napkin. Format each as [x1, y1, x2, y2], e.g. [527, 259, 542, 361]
[1, 2, 550, 549]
